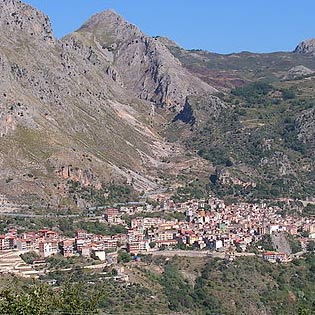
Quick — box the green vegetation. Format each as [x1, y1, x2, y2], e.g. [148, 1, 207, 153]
[303, 204, 315, 217]
[20, 251, 41, 265]
[45, 254, 96, 269]
[3, 254, 315, 314]
[159, 263, 195, 311]
[231, 81, 273, 104]
[256, 235, 274, 251]
[77, 221, 127, 236]
[117, 250, 133, 263]
[122, 210, 186, 227]
[172, 179, 209, 202]
[0, 282, 101, 315]
[191, 255, 315, 315]
[287, 234, 303, 254]
[68, 180, 137, 206]
[182, 78, 315, 201]
[0, 216, 126, 238]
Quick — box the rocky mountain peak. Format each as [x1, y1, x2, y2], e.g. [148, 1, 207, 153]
[294, 38, 315, 55]
[0, 0, 54, 43]
[74, 10, 216, 110]
[79, 9, 141, 43]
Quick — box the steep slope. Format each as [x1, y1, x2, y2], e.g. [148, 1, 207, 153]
[0, 0, 214, 208]
[71, 10, 216, 111]
[160, 38, 315, 200]
[294, 38, 315, 56]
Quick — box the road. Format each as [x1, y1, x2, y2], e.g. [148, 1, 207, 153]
[146, 250, 255, 259]
[0, 212, 80, 218]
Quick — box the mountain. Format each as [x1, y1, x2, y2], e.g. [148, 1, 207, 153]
[294, 38, 315, 56]
[164, 40, 315, 200]
[0, 0, 216, 208]
[159, 37, 315, 88]
[71, 10, 216, 110]
[1, 0, 315, 208]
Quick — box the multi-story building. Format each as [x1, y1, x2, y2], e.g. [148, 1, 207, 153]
[104, 208, 120, 223]
[38, 240, 58, 257]
[60, 239, 75, 257]
[127, 240, 149, 253]
[16, 238, 35, 251]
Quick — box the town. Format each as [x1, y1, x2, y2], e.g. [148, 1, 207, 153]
[0, 195, 315, 278]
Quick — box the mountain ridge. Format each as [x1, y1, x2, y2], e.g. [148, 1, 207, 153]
[0, 0, 215, 208]
[1, 0, 315, 208]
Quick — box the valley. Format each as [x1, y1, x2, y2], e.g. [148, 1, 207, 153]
[1, 1, 315, 314]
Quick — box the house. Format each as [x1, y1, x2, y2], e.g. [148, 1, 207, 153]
[286, 225, 298, 236]
[60, 239, 75, 257]
[81, 245, 91, 257]
[127, 240, 150, 253]
[21, 231, 36, 240]
[215, 239, 223, 250]
[38, 240, 58, 257]
[102, 236, 118, 250]
[156, 239, 178, 248]
[76, 229, 87, 239]
[91, 249, 106, 261]
[0, 235, 8, 250]
[75, 237, 91, 254]
[157, 230, 177, 241]
[263, 251, 288, 263]
[16, 238, 35, 252]
[0, 235, 16, 250]
[104, 208, 120, 224]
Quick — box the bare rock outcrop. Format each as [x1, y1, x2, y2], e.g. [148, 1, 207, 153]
[297, 108, 315, 146]
[294, 38, 315, 56]
[74, 10, 217, 111]
[284, 65, 314, 80]
[173, 94, 226, 126]
[0, 0, 54, 43]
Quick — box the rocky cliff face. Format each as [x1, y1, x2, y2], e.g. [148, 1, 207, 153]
[173, 94, 226, 126]
[3, 0, 314, 207]
[0, 0, 54, 43]
[73, 10, 216, 111]
[294, 39, 315, 56]
[297, 108, 315, 146]
[284, 65, 314, 79]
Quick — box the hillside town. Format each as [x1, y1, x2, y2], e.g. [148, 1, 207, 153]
[0, 195, 314, 277]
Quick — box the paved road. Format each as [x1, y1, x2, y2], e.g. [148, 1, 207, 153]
[0, 212, 80, 218]
[150, 250, 214, 258]
[146, 250, 255, 259]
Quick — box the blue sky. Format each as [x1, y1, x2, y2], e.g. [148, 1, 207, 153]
[23, 0, 314, 54]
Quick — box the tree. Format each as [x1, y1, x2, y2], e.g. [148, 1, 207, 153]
[20, 251, 41, 264]
[117, 250, 132, 263]
[149, 241, 156, 249]
[0, 283, 101, 315]
[307, 241, 315, 252]
[282, 88, 296, 100]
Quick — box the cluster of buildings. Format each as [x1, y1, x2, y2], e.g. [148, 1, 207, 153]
[104, 198, 315, 259]
[0, 197, 314, 265]
[0, 228, 120, 263]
